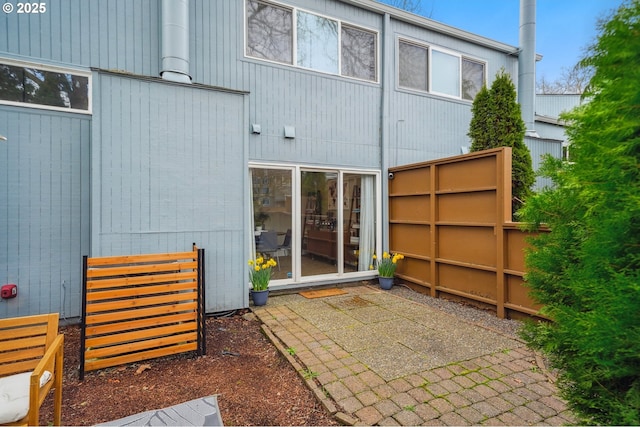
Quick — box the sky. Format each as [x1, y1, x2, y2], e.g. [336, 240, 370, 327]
[377, 0, 624, 83]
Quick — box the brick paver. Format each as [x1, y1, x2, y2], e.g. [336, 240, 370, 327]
[253, 286, 579, 426]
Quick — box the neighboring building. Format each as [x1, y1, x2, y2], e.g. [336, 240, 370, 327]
[0, 0, 552, 318]
[536, 94, 584, 159]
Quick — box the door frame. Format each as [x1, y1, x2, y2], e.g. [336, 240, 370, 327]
[249, 162, 381, 287]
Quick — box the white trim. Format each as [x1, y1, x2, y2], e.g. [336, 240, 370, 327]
[0, 56, 92, 115]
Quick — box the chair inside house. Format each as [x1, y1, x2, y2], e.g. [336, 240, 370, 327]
[256, 230, 281, 268]
[0, 313, 64, 426]
[279, 229, 291, 255]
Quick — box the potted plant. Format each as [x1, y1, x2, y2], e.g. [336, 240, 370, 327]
[373, 251, 405, 290]
[248, 256, 277, 306]
[254, 211, 270, 231]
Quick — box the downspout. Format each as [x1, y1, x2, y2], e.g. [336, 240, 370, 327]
[161, 0, 192, 84]
[518, 0, 537, 137]
[380, 12, 391, 251]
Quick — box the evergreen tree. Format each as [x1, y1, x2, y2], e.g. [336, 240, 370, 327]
[519, 1, 640, 424]
[468, 69, 535, 214]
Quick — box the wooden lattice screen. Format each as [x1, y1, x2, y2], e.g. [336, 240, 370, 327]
[80, 245, 205, 379]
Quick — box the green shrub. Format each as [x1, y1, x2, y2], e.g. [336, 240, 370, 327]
[468, 69, 534, 214]
[519, 1, 640, 424]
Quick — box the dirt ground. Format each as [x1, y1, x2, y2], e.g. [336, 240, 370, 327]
[40, 311, 338, 426]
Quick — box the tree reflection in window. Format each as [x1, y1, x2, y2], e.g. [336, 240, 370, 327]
[462, 58, 485, 100]
[246, 0, 293, 64]
[0, 63, 89, 111]
[341, 25, 376, 81]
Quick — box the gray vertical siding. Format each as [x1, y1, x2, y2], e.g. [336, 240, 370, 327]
[0, 0, 160, 76]
[525, 136, 563, 190]
[92, 72, 248, 312]
[0, 107, 90, 319]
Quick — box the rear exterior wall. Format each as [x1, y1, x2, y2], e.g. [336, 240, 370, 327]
[0, 0, 521, 317]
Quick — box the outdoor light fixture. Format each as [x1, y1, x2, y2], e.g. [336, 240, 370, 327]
[0, 135, 7, 142]
[251, 124, 261, 134]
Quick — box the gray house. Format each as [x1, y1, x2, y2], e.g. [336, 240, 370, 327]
[0, 0, 553, 319]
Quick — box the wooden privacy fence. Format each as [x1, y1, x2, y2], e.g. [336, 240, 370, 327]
[388, 147, 546, 319]
[80, 245, 205, 379]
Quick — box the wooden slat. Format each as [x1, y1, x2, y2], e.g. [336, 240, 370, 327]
[0, 356, 41, 376]
[86, 271, 197, 289]
[0, 336, 47, 353]
[85, 312, 197, 336]
[0, 347, 44, 365]
[84, 342, 197, 372]
[85, 331, 198, 360]
[85, 281, 198, 302]
[86, 251, 197, 266]
[85, 322, 198, 348]
[85, 302, 198, 325]
[85, 291, 198, 314]
[0, 323, 49, 340]
[86, 260, 198, 279]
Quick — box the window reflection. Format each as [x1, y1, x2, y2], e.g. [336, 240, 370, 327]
[297, 11, 338, 74]
[0, 63, 89, 111]
[246, 0, 293, 64]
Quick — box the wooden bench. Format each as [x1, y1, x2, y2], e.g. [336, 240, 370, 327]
[0, 313, 64, 426]
[80, 246, 205, 379]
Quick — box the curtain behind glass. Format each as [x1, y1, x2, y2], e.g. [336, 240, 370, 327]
[358, 176, 375, 271]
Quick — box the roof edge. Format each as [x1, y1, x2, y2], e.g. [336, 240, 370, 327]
[339, 0, 521, 55]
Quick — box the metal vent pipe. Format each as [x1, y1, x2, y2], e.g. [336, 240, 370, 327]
[519, 0, 537, 136]
[161, 0, 191, 83]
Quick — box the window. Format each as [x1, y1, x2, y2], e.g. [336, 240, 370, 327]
[0, 61, 90, 113]
[462, 58, 485, 100]
[341, 25, 377, 81]
[398, 40, 428, 91]
[246, 0, 293, 64]
[245, 0, 378, 82]
[297, 11, 338, 73]
[431, 49, 460, 97]
[397, 38, 486, 101]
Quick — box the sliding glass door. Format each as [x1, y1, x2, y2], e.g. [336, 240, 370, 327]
[250, 165, 379, 285]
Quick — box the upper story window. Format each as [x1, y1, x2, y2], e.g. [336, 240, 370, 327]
[398, 39, 486, 101]
[246, 0, 378, 82]
[0, 59, 91, 113]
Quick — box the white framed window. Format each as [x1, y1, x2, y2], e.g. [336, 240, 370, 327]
[245, 0, 378, 83]
[398, 40, 428, 91]
[397, 38, 486, 101]
[341, 24, 377, 81]
[0, 58, 91, 114]
[297, 11, 339, 74]
[431, 48, 460, 98]
[462, 57, 485, 100]
[246, 0, 293, 64]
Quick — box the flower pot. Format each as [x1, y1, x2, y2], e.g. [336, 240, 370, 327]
[251, 289, 269, 306]
[379, 277, 394, 290]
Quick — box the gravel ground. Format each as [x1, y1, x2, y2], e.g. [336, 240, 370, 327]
[387, 283, 524, 340]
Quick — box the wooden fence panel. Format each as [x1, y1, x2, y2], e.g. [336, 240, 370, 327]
[80, 245, 205, 379]
[389, 148, 546, 319]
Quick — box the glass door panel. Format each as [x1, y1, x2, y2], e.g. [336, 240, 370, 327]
[251, 168, 292, 280]
[301, 171, 338, 277]
[344, 173, 376, 272]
